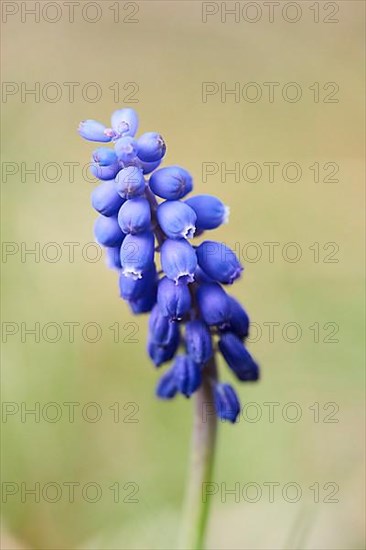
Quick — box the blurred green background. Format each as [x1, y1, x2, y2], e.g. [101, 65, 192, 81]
[1, 1, 365, 549]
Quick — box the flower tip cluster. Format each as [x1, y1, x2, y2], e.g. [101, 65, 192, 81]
[78, 107, 260, 423]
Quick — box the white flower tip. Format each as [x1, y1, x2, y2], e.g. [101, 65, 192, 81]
[223, 206, 230, 224]
[183, 225, 196, 240]
[122, 268, 142, 281]
[175, 272, 195, 285]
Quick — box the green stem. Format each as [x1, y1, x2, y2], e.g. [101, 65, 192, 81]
[180, 356, 218, 550]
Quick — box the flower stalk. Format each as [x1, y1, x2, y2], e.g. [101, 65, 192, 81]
[181, 356, 218, 550]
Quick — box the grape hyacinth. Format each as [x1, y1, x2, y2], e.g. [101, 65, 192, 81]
[78, 107, 260, 425]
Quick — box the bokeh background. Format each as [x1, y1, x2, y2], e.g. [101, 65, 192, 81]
[1, 1, 365, 549]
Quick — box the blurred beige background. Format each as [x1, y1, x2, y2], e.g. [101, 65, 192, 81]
[1, 1, 365, 549]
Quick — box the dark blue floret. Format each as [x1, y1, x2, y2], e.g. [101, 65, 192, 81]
[119, 264, 156, 301]
[185, 195, 229, 230]
[160, 239, 197, 284]
[224, 296, 250, 339]
[173, 355, 202, 398]
[196, 283, 231, 326]
[196, 241, 243, 285]
[214, 383, 241, 423]
[157, 277, 191, 320]
[156, 368, 178, 399]
[149, 305, 179, 347]
[185, 320, 213, 365]
[218, 333, 259, 382]
[129, 284, 157, 314]
[120, 232, 155, 280]
[147, 330, 180, 367]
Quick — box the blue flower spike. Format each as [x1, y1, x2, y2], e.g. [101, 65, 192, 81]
[78, 107, 260, 423]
